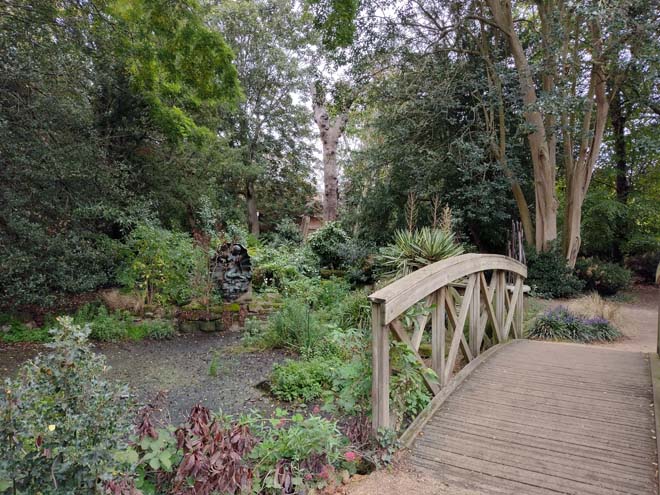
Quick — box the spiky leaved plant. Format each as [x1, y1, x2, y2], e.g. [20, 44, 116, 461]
[377, 227, 464, 281]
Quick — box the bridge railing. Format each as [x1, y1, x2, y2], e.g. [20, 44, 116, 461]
[368, 253, 527, 432]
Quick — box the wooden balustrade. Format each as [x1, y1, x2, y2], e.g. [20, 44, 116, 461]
[368, 253, 527, 432]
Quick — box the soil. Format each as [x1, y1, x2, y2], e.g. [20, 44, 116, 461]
[0, 330, 289, 423]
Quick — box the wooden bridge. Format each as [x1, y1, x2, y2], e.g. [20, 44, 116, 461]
[368, 254, 658, 494]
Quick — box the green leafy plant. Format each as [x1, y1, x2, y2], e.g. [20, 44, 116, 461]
[308, 222, 351, 269]
[0, 317, 134, 493]
[249, 409, 345, 494]
[525, 247, 584, 298]
[258, 298, 322, 354]
[119, 224, 202, 306]
[574, 258, 632, 296]
[377, 227, 464, 280]
[251, 244, 320, 290]
[528, 306, 621, 342]
[271, 357, 340, 402]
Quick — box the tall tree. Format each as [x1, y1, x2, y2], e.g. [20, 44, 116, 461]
[211, 0, 316, 235]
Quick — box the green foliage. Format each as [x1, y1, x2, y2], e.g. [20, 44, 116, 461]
[377, 228, 464, 280]
[528, 307, 621, 343]
[267, 218, 304, 246]
[257, 298, 323, 354]
[251, 244, 320, 290]
[525, 247, 585, 298]
[307, 0, 360, 50]
[308, 222, 351, 269]
[74, 303, 175, 342]
[249, 410, 345, 494]
[271, 357, 340, 402]
[574, 258, 632, 296]
[0, 316, 51, 344]
[626, 251, 660, 284]
[0, 317, 134, 493]
[389, 342, 436, 428]
[119, 224, 201, 305]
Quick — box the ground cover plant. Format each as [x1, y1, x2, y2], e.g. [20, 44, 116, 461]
[528, 306, 622, 343]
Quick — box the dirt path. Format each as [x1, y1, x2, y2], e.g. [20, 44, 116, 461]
[0, 331, 288, 422]
[546, 285, 659, 353]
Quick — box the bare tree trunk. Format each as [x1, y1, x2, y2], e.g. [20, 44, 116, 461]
[563, 23, 609, 267]
[485, 0, 558, 252]
[246, 180, 259, 236]
[312, 84, 348, 222]
[610, 87, 629, 202]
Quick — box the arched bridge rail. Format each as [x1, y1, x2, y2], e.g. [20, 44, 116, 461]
[368, 253, 527, 433]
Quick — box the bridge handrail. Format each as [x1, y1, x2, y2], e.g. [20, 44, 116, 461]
[368, 253, 527, 432]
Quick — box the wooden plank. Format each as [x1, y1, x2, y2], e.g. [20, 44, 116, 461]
[398, 341, 514, 448]
[649, 354, 660, 495]
[371, 302, 389, 430]
[431, 288, 446, 385]
[514, 275, 524, 338]
[442, 275, 476, 385]
[409, 341, 658, 495]
[501, 276, 522, 339]
[495, 270, 506, 333]
[410, 295, 433, 351]
[470, 272, 481, 356]
[368, 254, 527, 324]
[480, 271, 503, 343]
[390, 320, 440, 396]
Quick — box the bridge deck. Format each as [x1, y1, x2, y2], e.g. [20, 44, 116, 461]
[410, 340, 658, 494]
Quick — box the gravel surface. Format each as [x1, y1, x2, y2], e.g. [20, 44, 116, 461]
[0, 330, 288, 422]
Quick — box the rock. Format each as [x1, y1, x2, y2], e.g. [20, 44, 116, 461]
[340, 469, 351, 485]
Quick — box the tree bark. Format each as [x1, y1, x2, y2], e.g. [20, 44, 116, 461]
[312, 84, 348, 222]
[562, 22, 609, 267]
[485, 0, 558, 252]
[246, 180, 259, 236]
[610, 87, 629, 202]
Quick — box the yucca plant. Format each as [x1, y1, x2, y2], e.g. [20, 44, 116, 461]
[377, 227, 464, 280]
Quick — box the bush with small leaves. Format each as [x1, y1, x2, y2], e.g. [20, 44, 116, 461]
[0, 317, 134, 493]
[525, 247, 584, 298]
[574, 258, 632, 296]
[271, 357, 340, 402]
[308, 222, 351, 269]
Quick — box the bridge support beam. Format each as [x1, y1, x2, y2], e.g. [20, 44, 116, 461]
[371, 302, 390, 431]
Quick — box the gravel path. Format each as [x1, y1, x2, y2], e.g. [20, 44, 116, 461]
[0, 330, 288, 423]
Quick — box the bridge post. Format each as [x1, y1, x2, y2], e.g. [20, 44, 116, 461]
[371, 302, 390, 431]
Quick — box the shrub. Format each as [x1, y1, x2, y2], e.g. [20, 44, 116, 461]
[268, 218, 303, 246]
[308, 222, 351, 269]
[525, 247, 584, 298]
[259, 298, 322, 354]
[377, 228, 464, 280]
[118, 224, 201, 305]
[0, 315, 50, 343]
[528, 306, 621, 342]
[271, 357, 340, 402]
[0, 317, 134, 493]
[574, 258, 631, 296]
[249, 410, 345, 494]
[74, 303, 176, 342]
[626, 251, 660, 284]
[251, 244, 319, 291]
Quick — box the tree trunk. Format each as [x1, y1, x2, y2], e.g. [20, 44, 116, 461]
[312, 84, 348, 222]
[246, 180, 259, 236]
[563, 23, 609, 267]
[610, 87, 629, 202]
[485, 0, 558, 252]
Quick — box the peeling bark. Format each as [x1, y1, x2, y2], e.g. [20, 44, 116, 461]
[312, 83, 349, 222]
